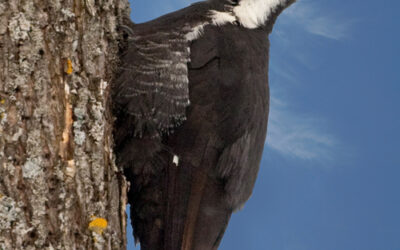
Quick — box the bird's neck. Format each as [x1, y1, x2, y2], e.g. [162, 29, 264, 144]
[210, 0, 287, 29]
[234, 0, 286, 28]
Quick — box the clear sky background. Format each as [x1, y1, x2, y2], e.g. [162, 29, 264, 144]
[126, 0, 400, 249]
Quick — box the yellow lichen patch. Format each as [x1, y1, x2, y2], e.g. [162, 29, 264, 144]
[66, 59, 73, 75]
[0, 99, 5, 104]
[88, 217, 108, 234]
[0, 193, 4, 200]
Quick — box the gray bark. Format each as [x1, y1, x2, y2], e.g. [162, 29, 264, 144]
[0, 0, 130, 249]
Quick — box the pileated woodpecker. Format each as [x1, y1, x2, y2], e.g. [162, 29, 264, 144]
[113, 0, 296, 249]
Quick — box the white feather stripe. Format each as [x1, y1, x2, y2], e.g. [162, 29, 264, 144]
[209, 11, 236, 26]
[233, 0, 286, 29]
[185, 24, 206, 41]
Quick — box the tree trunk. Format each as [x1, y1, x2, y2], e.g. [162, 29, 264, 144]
[0, 0, 129, 249]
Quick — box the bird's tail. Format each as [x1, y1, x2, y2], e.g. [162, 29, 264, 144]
[179, 167, 232, 250]
[120, 136, 232, 250]
[164, 143, 233, 250]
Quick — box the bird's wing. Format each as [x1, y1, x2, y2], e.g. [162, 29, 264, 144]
[113, 3, 214, 140]
[114, 25, 191, 137]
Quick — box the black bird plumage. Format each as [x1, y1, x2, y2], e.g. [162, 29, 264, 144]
[113, 0, 296, 249]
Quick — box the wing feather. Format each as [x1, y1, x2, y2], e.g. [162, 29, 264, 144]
[114, 25, 192, 137]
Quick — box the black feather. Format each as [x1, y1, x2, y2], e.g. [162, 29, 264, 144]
[112, 0, 295, 249]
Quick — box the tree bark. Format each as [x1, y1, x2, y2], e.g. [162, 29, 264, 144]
[0, 0, 129, 249]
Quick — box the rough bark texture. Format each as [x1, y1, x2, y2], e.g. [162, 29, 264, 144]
[0, 0, 129, 249]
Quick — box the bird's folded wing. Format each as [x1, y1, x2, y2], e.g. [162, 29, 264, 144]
[114, 26, 192, 137]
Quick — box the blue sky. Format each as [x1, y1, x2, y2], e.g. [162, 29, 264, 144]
[126, 0, 400, 249]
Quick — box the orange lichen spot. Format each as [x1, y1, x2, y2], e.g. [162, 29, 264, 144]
[0, 193, 3, 199]
[88, 217, 108, 234]
[0, 99, 5, 104]
[66, 59, 73, 75]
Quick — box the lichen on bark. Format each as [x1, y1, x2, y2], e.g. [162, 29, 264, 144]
[0, 0, 130, 249]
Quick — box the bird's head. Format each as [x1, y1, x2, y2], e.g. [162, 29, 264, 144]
[212, 0, 296, 29]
